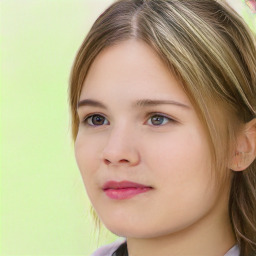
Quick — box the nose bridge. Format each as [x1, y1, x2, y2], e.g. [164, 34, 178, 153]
[101, 120, 140, 166]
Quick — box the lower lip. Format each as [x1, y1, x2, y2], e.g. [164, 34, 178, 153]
[104, 187, 152, 200]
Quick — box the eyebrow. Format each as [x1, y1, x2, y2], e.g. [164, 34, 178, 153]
[135, 99, 190, 109]
[77, 99, 190, 110]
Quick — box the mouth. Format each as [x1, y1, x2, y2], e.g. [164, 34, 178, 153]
[102, 180, 153, 200]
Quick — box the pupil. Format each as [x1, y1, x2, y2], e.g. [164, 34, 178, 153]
[152, 116, 164, 125]
[92, 115, 104, 125]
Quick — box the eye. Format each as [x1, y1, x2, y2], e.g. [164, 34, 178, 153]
[147, 114, 174, 126]
[83, 114, 109, 126]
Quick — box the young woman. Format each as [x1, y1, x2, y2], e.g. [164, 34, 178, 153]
[69, 0, 256, 255]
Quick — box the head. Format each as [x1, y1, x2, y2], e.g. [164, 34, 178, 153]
[69, 0, 256, 254]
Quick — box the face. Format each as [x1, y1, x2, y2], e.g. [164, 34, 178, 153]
[75, 40, 230, 238]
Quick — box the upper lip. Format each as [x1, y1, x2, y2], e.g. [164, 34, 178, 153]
[102, 180, 152, 190]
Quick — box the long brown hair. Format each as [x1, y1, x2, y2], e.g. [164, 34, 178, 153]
[69, 1, 256, 255]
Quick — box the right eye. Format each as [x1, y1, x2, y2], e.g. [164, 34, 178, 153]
[83, 114, 109, 126]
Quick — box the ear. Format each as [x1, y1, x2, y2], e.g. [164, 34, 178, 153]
[229, 118, 256, 171]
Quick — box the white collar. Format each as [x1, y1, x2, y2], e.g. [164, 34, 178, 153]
[224, 245, 240, 256]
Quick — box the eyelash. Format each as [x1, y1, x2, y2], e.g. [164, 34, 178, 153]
[81, 112, 177, 127]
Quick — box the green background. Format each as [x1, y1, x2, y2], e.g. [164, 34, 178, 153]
[1, 1, 117, 255]
[1, 0, 255, 255]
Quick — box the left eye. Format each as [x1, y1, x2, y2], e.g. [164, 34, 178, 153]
[147, 115, 172, 126]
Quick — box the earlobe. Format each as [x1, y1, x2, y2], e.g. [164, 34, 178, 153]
[230, 151, 253, 171]
[229, 118, 256, 172]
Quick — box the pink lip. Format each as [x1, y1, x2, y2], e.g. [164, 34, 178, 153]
[103, 180, 152, 200]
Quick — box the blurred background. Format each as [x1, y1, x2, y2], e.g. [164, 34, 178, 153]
[1, 0, 255, 255]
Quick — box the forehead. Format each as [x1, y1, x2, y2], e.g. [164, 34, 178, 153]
[80, 39, 190, 107]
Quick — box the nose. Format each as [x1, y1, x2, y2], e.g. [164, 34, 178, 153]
[101, 125, 140, 167]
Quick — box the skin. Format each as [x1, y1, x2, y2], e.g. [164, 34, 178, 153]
[75, 40, 236, 256]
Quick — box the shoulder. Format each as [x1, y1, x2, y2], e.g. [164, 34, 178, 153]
[90, 238, 126, 256]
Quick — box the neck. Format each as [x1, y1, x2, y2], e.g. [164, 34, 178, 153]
[126, 205, 236, 256]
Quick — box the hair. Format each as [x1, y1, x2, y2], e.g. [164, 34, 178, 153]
[69, 0, 256, 255]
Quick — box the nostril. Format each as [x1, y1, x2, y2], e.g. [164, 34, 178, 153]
[104, 159, 111, 165]
[119, 159, 129, 163]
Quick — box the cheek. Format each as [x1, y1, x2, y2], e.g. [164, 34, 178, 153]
[74, 132, 107, 205]
[137, 129, 217, 230]
[74, 132, 102, 180]
[142, 126, 212, 189]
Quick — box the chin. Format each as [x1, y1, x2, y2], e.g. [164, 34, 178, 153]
[102, 211, 208, 240]
[102, 219, 171, 239]
[102, 219, 149, 238]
